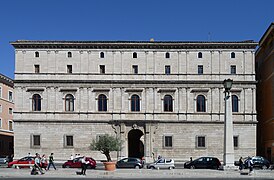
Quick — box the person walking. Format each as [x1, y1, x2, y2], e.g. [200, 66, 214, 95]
[239, 157, 244, 171]
[80, 156, 87, 175]
[34, 154, 44, 175]
[41, 154, 47, 171]
[47, 153, 56, 170]
[247, 157, 253, 175]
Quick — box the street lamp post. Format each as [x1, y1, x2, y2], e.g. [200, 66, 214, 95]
[223, 79, 235, 169]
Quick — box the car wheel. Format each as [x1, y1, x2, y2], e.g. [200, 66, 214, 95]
[149, 166, 155, 169]
[262, 165, 268, 170]
[135, 165, 140, 169]
[169, 166, 175, 170]
[190, 165, 195, 169]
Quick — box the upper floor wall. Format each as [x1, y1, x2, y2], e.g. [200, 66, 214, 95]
[11, 41, 257, 82]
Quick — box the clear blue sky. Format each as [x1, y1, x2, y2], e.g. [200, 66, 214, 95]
[0, 0, 273, 79]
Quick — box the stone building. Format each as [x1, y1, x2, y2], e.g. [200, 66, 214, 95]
[11, 40, 257, 162]
[0, 73, 14, 156]
[256, 22, 274, 163]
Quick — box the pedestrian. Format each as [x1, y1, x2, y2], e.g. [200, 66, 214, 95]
[190, 157, 193, 162]
[247, 157, 253, 175]
[158, 155, 162, 160]
[239, 157, 244, 171]
[47, 153, 56, 170]
[80, 156, 87, 175]
[34, 154, 44, 175]
[70, 154, 74, 160]
[41, 154, 47, 170]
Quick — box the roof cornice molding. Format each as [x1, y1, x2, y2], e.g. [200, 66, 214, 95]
[10, 40, 258, 49]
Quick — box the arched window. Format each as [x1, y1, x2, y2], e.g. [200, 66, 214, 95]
[133, 52, 137, 58]
[231, 52, 235, 58]
[165, 52, 170, 58]
[197, 95, 206, 112]
[164, 95, 173, 112]
[232, 95, 239, 112]
[35, 51, 39, 58]
[32, 94, 41, 111]
[98, 94, 107, 111]
[68, 52, 72, 58]
[100, 52, 104, 58]
[198, 52, 202, 58]
[131, 94, 140, 111]
[65, 94, 74, 111]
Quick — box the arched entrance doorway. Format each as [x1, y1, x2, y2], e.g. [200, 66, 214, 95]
[128, 129, 144, 159]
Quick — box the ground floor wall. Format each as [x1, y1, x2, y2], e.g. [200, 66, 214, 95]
[13, 121, 256, 163]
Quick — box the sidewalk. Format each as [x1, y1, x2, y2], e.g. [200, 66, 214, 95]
[0, 167, 273, 179]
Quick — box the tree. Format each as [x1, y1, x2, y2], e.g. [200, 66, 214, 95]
[90, 134, 123, 162]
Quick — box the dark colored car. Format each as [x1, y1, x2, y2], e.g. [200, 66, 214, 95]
[8, 156, 48, 168]
[235, 156, 270, 170]
[116, 157, 144, 169]
[184, 157, 221, 169]
[62, 156, 96, 169]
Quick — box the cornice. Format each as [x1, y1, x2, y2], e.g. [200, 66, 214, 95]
[10, 40, 258, 50]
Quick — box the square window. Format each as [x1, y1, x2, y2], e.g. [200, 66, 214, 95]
[198, 65, 203, 75]
[132, 65, 138, 74]
[66, 135, 74, 147]
[33, 135, 41, 146]
[100, 65, 105, 74]
[164, 135, 173, 148]
[234, 136, 239, 148]
[231, 65, 236, 74]
[165, 65, 171, 75]
[197, 136, 206, 148]
[67, 65, 72, 73]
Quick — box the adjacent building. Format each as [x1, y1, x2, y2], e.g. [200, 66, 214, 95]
[0, 73, 14, 156]
[11, 40, 257, 162]
[256, 22, 274, 163]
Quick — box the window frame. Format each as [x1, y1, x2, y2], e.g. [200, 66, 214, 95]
[198, 65, 203, 75]
[163, 95, 173, 112]
[198, 52, 203, 58]
[165, 65, 171, 75]
[68, 52, 72, 58]
[31, 134, 41, 148]
[8, 91, 13, 102]
[65, 94, 75, 112]
[133, 52, 137, 58]
[132, 65, 138, 74]
[32, 94, 42, 111]
[67, 65, 72, 74]
[100, 52, 105, 58]
[34, 64, 40, 73]
[35, 51, 39, 58]
[196, 136, 206, 148]
[163, 135, 173, 148]
[0, 86, 2, 98]
[165, 52, 170, 59]
[196, 95, 206, 112]
[231, 52, 235, 58]
[9, 108, 13, 115]
[64, 135, 74, 148]
[0, 118, 2, 128]
[98, 94, 107, 111]
[99, 65, 105, 74]
[8, 120, 13, 131]
[232, 95, 239, 112]
[131, 94, 140, 112]
[233, 135, 239, 149]
[230, 65, 236, 75]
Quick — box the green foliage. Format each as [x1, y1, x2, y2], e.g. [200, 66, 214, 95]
[90, 134, 122, 162]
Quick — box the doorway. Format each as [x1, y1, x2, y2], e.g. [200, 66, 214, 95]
[128, 129, 144, 159]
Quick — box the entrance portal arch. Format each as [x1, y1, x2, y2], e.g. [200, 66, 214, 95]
[128, 129, 144, 158]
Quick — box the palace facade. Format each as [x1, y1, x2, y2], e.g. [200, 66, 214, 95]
[11, 40, 257, 162]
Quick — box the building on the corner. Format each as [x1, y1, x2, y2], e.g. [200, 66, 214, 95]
[256, 22, 274, 163]
[11, 40, 257, 162]
[0, 73, 14, 156]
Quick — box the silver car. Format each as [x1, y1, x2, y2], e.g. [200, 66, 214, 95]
[147, 159, 175, 169]
[0, 156, 7, 164]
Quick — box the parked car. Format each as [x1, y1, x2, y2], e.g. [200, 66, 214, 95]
[116, 157, 144, 169]
[147, 158, 175, 169]
[235, 156, 270, 170]
[62, 156, 96, 169]
[0, 155, 8, 164]
[8, 156, 48, 168]
[184, 157, 221, 169]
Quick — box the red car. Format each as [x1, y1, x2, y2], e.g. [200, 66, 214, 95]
[62, 156, 96, 169]
[8, 156, 48, 168]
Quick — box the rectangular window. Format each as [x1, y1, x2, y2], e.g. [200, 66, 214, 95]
[8, 91, 13, 102]
[9, 108, 12, 115]
[100, 65, 105, 74]
[164, 135, 173, 148]
[8, 120, 13, 131]
[132, 65, 138, 74]
[198, 65, 203, 75]
[65, 135, 74, 147]
[67, 65, 72, 73]
[234, 136, 239, 148]
[33, 135, 41, 146]
[0, 86, 2, 98]
[231, 65, 236, 74]
[0, 119, 2, 128]
[197, 136, 206, 148]
[165, 65, 170, 75]
[0, 104, 2, 113]
[34, 65, 40, 73]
